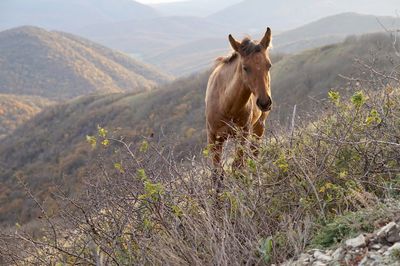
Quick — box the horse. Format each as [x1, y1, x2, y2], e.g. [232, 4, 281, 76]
[205, 28, 273, 186]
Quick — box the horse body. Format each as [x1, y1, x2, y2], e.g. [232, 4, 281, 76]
[205, 28, 273, 170]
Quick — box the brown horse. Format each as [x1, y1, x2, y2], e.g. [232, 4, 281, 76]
[205, 28, 273, 179]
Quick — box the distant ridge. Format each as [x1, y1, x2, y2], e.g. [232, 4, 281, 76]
[274, 12, 400, 53]
[0, 26, 172, 99]
[146, 12, 400, 75]
[208, 0, 400, 32]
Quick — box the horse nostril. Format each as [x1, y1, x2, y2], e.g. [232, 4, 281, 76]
[256, 98, 272, 111]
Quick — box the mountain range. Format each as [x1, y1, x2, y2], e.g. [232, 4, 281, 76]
[144, 13, 400, 75]
[208, 0, 400, 32]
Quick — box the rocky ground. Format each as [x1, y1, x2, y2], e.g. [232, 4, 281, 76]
[281, 220, 400, 265]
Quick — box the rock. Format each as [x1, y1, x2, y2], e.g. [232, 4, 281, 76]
[370, 244, 382, 250]
[387, 227, 400, 243]
[313, 250, 332, 262]
[332, 247, 344, 261]
[359, 252, 384, 266]
[280, 221, 400, 266]
[376, 222, 397, 239]
[346, 234, 367, 248]
[312, 261, 327, 266]
[359, 256, 369, 266]
[298, 253, 312, 265]
[378, 246, 389, 254]
[388, 242, 400, 254]
[377, 222, 396, 235]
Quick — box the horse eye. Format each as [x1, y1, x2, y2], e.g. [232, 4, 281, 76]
[243, 66, 250, 72]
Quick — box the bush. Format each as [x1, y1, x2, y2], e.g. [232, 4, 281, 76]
[1, 88, 399, 265]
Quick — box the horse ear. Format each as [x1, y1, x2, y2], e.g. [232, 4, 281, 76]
[260, 27, 272, 49]
[229, 34, 240, 52]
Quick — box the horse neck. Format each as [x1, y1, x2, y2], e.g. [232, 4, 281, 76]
[223, 61, 252, 114]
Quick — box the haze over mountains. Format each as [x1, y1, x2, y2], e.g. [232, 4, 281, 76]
[2, 0, 400, 75]
[208, 0, 400, 32]
[144, 13, 400, 75]
[0, 0, 159, 32]
[151, 0, 242, 17]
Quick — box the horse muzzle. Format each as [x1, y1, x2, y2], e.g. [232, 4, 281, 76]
[256, 97, 272, 112]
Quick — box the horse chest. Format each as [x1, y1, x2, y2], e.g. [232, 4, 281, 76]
[225, 103, 256, 129]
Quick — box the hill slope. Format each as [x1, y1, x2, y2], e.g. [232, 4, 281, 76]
[0, 33, 399, 225]
[272, 33, 400, 120]
[274, 12, 400, 53]
[0, 94, 55, 139]
[0, 26, 172, 99]
[0, 72, 207, 225]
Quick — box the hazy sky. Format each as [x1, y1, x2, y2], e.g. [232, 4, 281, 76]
[136, 0, 184, 3]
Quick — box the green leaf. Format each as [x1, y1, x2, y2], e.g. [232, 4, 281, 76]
[114, 163, 125, 173]
[139, 140, 149, 152]
[259, 237, 273, 263]
[247, 158, 257, 171]
[101, 139, 110, 147]
[137, 169, 148, 181]
[97, 125, 108, 138]
[86, 135, 97, 148]
[274, 153, 289, 173]
[202, 147, 210, 157]
[351, 91, 366, 108]
[365, 109, 382, 125]
[328, 90, 340, 105]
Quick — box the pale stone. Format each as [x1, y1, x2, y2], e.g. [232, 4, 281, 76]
[332, 247, 344, 261]
[388, 242, 400, 253]
[346, 234, 367, 248]
[387, 228, 400, 243]
[376, 222, 396, 237]
[313, 250, 332, 262]
[370, 244, 382, 250]
[312, 261, 327, 266]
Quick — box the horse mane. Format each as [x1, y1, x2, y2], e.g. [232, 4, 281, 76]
[213, 38, 263, 69]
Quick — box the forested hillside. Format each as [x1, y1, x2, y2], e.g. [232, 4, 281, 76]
[0, 95, 54, 139]
[0, 26, 172, 100]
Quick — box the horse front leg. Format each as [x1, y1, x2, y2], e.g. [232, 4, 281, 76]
[232, 129, 249, 170]
[208, 133, 225, 192]
[251, 114, 268, 158]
